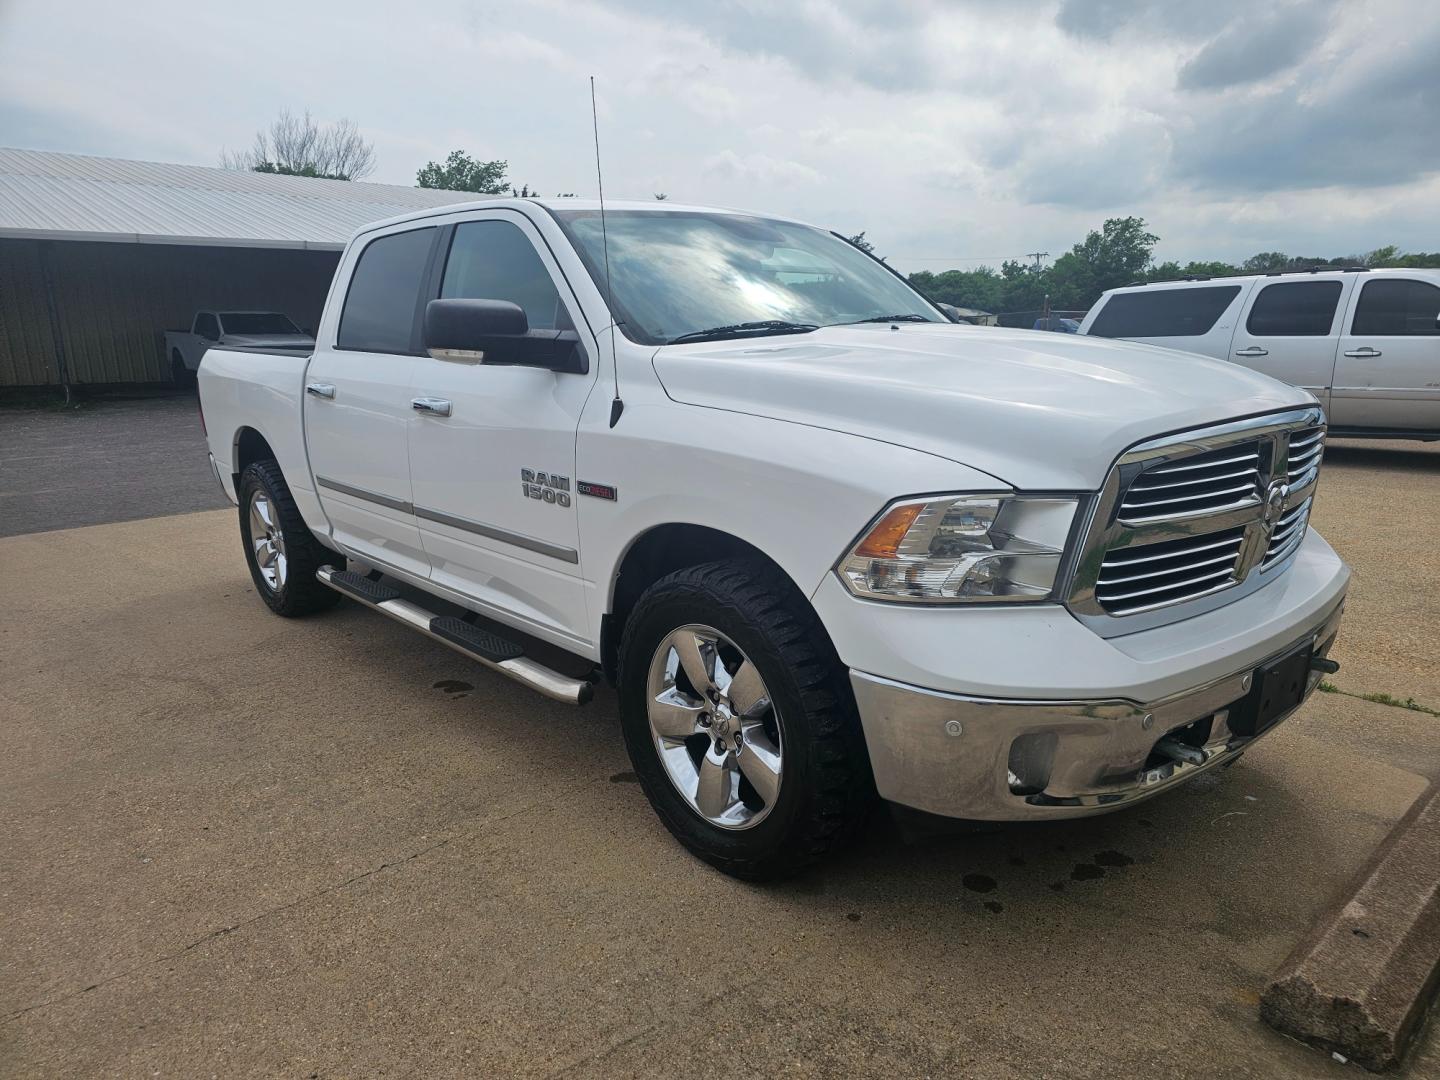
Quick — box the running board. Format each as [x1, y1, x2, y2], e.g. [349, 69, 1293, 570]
[316, 566, 594, 705]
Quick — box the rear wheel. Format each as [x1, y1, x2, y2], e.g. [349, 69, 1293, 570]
[171, 351, 194, 389]
[618, 560, 873, 880]
[238, 460, 341, 617]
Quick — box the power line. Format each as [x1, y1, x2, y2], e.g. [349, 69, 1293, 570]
[897, 255, 1034, 263]
[1026, 251, 1049, 269]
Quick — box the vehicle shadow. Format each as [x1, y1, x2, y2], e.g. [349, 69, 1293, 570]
[1323, 439, 1440, 474]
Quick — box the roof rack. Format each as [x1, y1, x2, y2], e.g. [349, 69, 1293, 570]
[1131, 266, 1372, 287]
[1262, 266, 1369, 276]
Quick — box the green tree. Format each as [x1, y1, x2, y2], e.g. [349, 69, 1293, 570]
[1242, 251, 1290, 274]
[417, 151, 509, 193]
[1047, 217, 1159, 308]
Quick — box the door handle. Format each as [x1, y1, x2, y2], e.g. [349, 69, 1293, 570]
[1234, 347, 1269, 358]
[1343, 347, 1382, 358]
[411, 397, 453, 417]
[305, 382, 336, 399]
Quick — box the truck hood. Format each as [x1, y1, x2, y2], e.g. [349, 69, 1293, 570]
[651, 324, 1313, 489]
[221, 333, 314, 349]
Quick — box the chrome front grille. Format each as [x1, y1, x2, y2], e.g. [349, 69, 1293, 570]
[1285, 427, 1325, 483]
[1263, 498, 1312, 569]
[1118, 441, 1263, 523]
[1095, 527, 1246, 615]
[1069, 408, 1326, 635]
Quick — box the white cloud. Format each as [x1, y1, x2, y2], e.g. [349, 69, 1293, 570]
[0, 0, 1435, 270]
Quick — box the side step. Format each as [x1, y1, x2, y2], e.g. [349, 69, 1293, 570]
[316, 566, 594, 705]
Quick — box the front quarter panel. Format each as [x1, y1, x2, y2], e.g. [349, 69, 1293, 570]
[575, 400, 1006, 643]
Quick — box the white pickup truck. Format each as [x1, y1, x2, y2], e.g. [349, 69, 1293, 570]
[166, 310, 313, 385]
[199, 199, 1349, 879]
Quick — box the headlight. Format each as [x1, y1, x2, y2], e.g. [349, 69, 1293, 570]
[837, 494, 1078, 603]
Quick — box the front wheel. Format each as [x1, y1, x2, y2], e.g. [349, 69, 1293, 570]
[237, 460, 342, 617]
[618, 560, 873, 880]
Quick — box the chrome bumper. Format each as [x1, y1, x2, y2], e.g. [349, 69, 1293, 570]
[850, 600, 1344, 821]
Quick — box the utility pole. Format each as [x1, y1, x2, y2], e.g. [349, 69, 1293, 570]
[1026, 251, 1048, 270]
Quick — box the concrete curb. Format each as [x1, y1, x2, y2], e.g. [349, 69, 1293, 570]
[1261, 783, 1440, 1071]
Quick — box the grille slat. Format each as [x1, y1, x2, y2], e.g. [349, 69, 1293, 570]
[1097, 548, 1239, 587]
[1125, 466, 1257, 492]
[1262, 499, 1312, 568]
[1286, 427, 1326, 482]
[1098, 565, 1235, 604]
[1118, 439, 1263, 522]
[1094, 526, 1246, 615]
[1144, 451, 1259, 476]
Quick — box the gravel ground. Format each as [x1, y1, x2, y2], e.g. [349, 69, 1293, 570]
[0, 396, 225, 537]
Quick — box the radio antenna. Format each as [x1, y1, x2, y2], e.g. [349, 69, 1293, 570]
[591, 76, 623, 428]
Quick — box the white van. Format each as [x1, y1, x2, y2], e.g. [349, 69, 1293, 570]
[1079, 269, 1440, 439]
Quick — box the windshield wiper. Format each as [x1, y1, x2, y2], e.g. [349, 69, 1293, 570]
[666, 320, 820, 345]
[841, 314, 934, 324]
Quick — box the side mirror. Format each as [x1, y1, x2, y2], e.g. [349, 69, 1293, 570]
[424, 299, 586, 374]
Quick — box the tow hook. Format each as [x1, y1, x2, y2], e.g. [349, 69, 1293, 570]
[1152, 738, 1207, 767]
[1310, 656, 1340, 674]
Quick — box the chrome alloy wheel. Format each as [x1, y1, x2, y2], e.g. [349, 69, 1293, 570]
[646, 624, 783, 830]
[246, 490, 288, 592]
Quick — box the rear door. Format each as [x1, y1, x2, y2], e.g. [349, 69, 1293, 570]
[1331, 276, 1440, 434]
[406, 211, 599, 646]
[1227, 277, 1354, 406]
[303, 223, 439, 578]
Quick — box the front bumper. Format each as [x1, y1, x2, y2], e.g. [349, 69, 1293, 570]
[840, 532, 1348, 820]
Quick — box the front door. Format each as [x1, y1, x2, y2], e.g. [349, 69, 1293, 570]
[305, 223, 439, 578]
[1331, 276, 1440, 433]
[1227, 277, 1353, 409]
[407, 213, 599, 647]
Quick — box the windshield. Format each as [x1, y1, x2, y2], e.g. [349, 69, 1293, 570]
[220, 312, 302, 336]
[550, 210, 939, 345]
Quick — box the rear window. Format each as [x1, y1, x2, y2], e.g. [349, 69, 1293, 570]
[337, 227, 436, 354]
[1246, 281, 1342, 337]
[1088, 286, 1241, 338]
[1351, 279, 1440, 336]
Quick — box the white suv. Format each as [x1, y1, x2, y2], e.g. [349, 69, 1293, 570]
[1080, 269, 1440, 440]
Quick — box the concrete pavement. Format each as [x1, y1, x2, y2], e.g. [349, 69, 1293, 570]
[2, 499, 1438, 1077]
[1, 428, 1438, 1076]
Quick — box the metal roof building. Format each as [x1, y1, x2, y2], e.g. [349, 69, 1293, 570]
[0, 148, 475, 388]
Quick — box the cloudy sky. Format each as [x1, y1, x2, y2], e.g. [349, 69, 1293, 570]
[1, 0, 1436, 272]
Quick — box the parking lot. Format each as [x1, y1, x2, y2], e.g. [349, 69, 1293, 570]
[2, 398, 1437, 1077]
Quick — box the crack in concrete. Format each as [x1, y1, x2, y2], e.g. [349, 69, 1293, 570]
[2, 835, 454, 1025]
[2, 795, 563, 1025]
[539, 973, 765, 1077]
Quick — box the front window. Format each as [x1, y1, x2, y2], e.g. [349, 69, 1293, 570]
[220, 312, 302, 336]
[550, 209, 939, 345]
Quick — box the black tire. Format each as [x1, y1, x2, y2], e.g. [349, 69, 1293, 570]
[171, 352, 195, 390]
[237, 460, 342, 617]
[618, 559, 873, 880]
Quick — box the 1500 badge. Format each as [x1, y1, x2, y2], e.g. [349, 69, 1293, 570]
[521, 469, 572, 507]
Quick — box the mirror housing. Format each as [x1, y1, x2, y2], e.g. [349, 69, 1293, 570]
[423, 299, 587, 374]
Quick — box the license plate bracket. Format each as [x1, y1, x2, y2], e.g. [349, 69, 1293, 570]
[1230, 642, 1314, 737]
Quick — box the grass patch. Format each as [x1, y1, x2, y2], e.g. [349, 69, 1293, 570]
[1319, 681, 1439, 717]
